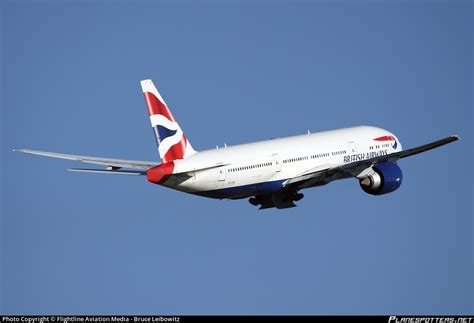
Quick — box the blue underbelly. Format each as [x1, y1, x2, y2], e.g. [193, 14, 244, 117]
[193, 179, 286, 199]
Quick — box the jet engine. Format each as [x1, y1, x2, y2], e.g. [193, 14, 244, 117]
[359, 162, 403, 195]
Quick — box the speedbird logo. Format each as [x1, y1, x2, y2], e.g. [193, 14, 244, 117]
[374, 135, 398, 149]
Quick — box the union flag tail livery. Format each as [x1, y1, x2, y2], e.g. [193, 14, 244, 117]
[16, 79, 460, 209]
[140, 79, 196, 163]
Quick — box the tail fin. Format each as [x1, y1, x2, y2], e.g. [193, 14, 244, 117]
[140, 79, 196, 163]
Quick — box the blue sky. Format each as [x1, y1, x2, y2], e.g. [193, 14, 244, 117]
[1, 0, 472, 315]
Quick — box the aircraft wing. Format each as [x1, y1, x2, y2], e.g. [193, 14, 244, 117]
[15, 149, 157, 170]
[283, 135, 460, 189]
[15, 149, 230, 176]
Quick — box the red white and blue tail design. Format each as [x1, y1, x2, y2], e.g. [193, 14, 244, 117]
[141, 79, 196, 163]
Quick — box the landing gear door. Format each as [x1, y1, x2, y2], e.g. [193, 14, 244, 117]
[272, 154, 282, 173]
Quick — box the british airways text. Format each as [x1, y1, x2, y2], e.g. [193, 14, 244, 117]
[343, 149, 388, 163]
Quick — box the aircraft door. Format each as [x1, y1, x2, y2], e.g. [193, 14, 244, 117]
[272, 154, 282, 173]
[349, 141, 358, 153]
[218, 167, 226, 181]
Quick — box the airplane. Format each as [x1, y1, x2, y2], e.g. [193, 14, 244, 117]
[16, 79, 460, 209]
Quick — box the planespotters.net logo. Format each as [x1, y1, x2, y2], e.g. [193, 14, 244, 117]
[389, 317, 474, 323]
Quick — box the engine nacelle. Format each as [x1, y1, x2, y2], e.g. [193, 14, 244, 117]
[359, 162, 403, 195]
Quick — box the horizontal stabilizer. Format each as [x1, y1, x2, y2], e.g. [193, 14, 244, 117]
[68, 168, 146, 175]
[14, 149, 156, 170]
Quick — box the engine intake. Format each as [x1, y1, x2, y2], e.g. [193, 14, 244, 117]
[360, 162, 403, 195]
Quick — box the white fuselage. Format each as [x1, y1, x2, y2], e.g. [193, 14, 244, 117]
[161, 126, 402, 198]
